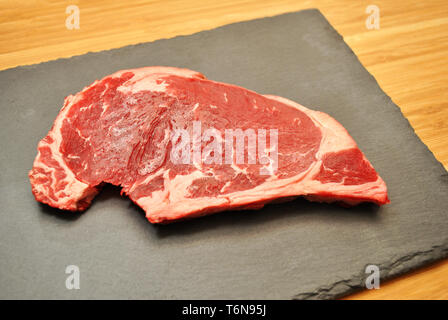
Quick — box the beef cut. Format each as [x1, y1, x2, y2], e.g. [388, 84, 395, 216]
[29, 67, 389, 223]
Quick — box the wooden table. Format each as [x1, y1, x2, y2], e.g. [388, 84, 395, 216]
[1, 0, 446, 299]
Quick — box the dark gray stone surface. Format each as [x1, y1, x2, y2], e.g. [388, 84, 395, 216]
[0, 9, 447, 299]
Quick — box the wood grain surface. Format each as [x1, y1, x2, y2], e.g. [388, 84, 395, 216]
[0, 0, 446, 299]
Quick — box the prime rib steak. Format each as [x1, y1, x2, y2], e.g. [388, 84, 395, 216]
[29, 66, 389, 223]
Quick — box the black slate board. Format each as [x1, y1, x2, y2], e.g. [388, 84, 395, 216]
[0, 9, 447, 299]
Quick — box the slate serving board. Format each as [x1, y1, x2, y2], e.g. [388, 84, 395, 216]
[0, 9, 447, 300]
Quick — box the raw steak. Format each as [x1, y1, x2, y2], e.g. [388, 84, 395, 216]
[29, 67, 389, 223]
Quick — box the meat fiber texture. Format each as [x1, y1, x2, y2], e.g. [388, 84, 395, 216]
[29, 67, 389, 223]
